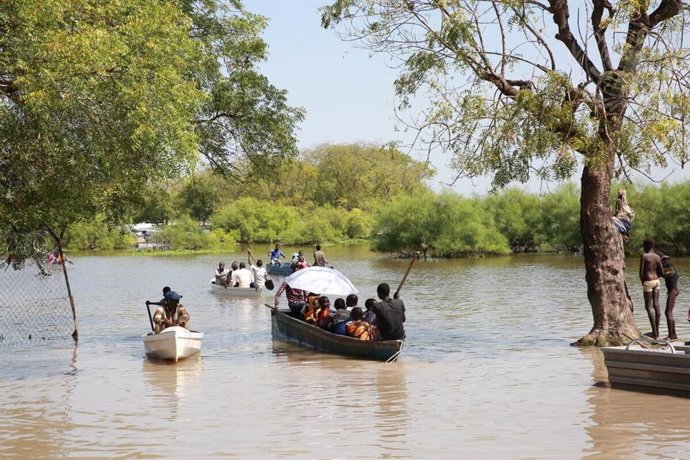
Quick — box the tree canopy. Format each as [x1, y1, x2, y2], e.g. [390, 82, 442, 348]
[0, 0, 303, 267]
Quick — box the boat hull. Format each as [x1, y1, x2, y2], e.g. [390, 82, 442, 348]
[602, 344, 690, 394]
[271, 309, 403, 361]
[266, 262, 292, 277]
[209, 279, 263, 297]
[143, 326, 203, 362]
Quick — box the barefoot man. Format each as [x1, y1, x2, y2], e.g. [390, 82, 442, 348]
[640, 237, 664, 339]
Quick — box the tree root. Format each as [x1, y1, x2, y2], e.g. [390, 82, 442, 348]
[571, 329, 640, 347]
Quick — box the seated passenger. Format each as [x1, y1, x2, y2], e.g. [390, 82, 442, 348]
[314, 296, 333, 330]
[330, 298, 350, 335]
[346, 307, 378, 341]
[302, 292, 320, 324]
[363, 298, 377, 325]
[231, 261, 253, 288]
[346, 293, 358, 312]
[215, 262, 229, 285]
[152, 291, 190, 334]
[224, 261, 239, 286]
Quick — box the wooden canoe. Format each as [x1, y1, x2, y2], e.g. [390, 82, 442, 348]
[209, 279, 263, 297]
[602, 339, 690, 394]
[270, 308, 403, 362]
[142, 326, 203, 362]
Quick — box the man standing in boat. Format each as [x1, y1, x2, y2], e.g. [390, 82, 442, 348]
[313, 244, 329, 267]
[270, 243, 285, 265]
[152, 291, 190, 334]
[640, 237, 664, 339]
[371, 283, 405, 340]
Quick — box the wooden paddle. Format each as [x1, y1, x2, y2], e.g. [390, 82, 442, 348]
[393, 251, 420, 299]
[145, 301, 155, 332]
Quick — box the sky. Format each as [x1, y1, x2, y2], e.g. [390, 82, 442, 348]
[243, 0, 480, 192]
[242, 1, 689, 196]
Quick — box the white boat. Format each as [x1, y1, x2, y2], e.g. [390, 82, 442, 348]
[209, 278, 263, 297]
[142, 326, 203, 362]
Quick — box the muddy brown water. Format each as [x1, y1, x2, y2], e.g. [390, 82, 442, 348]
[2, 246, 690, 458]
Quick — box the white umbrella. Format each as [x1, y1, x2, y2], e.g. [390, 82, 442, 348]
[284, 266, 358, 296]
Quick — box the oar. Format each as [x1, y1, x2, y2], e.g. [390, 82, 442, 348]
[145, 301, 154, 332]
[393, 251, 420, 299]
[248, 249, 258, 265]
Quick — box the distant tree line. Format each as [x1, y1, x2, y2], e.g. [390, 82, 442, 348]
[64, 144, 690, 257]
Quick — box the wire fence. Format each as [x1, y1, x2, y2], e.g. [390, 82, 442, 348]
[0, 262, 75, 346]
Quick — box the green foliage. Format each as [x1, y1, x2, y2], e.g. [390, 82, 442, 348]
[133, 186, 175, 225]
[64, 219, 136, 251]
[150, 215, 235, 250]
[178, 178, 220, 225]
[373, 191, 510, 257]
[484, 188, 541, 251]
[0, 0, 303, 263]
[534, 183, 582, 252]
[304, 143, 434, 211]
[626, 183, 690, 254]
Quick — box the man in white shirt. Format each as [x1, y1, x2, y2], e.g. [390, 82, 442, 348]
[250, 259, 267, 289]
[231, 261, 253, 288]
[215, 262, 229, 285]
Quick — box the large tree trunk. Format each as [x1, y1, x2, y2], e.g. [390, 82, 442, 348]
[574, 159, 640, 346]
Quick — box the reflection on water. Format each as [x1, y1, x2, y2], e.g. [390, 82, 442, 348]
[3, 249, 690, 457]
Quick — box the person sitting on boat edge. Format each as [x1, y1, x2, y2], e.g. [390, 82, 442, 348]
[270, 243, 285, 265]
[152, 290, 190, 334]
[250, 259, 267, 289]
[274, 281, 307, 315]
[345, 307, 378, 341]
[231, 261, 253, 288]
[215, 262, 229, 285]
[330, 298, 350, 335]
[371, 283, 405, 340]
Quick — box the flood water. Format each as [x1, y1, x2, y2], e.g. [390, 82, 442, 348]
[2, 245, 690, 458]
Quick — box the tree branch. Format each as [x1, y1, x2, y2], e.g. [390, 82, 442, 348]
[591, 0, 615, 72]
[547, 0, 601, 82]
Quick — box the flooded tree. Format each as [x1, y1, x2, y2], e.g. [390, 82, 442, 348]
[322, 0, 689, 345]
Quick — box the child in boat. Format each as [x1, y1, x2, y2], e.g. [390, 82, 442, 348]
[363, 298, 377, 325]
[302, 292, 321, 323]
[346, 307, 378, 341]
[314, 296, 333, 330]
[330, 298, 350, 335]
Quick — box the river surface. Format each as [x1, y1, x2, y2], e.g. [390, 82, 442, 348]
[2, 246, 690, 459]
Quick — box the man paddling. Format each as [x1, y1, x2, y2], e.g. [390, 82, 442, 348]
[152, 290, 190, 334]
[371, 283, 405, 340]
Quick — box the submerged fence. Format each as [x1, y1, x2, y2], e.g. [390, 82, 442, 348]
[0, 262, 75, 346]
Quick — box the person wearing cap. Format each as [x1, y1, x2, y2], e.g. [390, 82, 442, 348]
[152, 290, 190, 334]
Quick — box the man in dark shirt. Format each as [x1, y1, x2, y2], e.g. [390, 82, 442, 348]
[371, 283, 406, 340]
